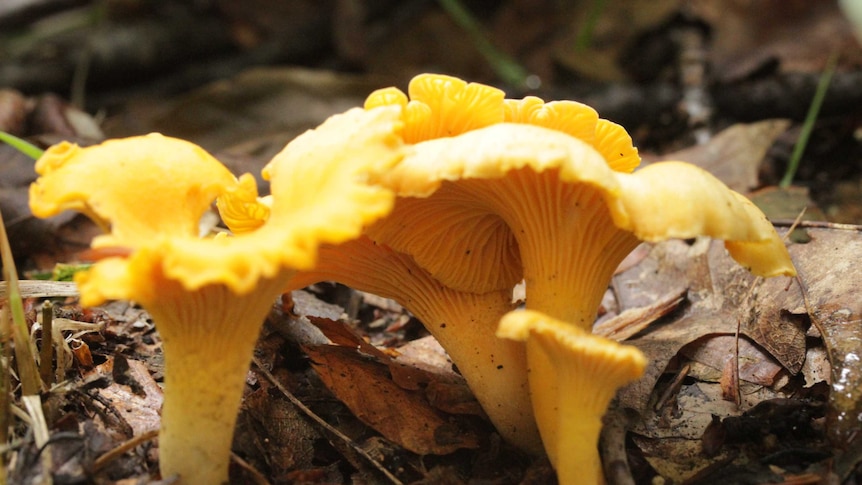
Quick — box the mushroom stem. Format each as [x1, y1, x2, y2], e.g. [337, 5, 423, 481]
[147, 276, 291, 484]
[498, 310, 647, 485]
[287, 237, 543, 454]
[446, 170, 642, 465]
[452, 169, 640, 327]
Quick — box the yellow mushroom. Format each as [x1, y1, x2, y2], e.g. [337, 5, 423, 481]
[361, 74, 797, 474]
[497, 309, 647, 485]
[28, 107, 404, 484]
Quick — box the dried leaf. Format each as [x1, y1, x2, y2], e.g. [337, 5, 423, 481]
[660, 119, 791, 193]
[689, 0, 862, 81]
[682, 335, 785, 387]
[303, 344, 479, 455]
[92, 357, 163, 437]
[619, 226, 862, 453]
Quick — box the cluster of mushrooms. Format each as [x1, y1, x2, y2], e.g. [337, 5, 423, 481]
[28, 74, 796, 484]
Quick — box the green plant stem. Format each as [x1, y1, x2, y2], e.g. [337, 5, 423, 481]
[779, 52, 838, 188]
[0, 131, 44, 160]
[436, 0, 530, 88]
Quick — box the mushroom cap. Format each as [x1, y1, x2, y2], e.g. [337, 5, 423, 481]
[31, 106, 406, 306]
[362, 74, 644, 293]
[366, 122, 795, 300]
[503, 96, 640, 173]
[28, 106, 406, 485]
[365, 73, 506, 143]
[29, 133, 237, 247]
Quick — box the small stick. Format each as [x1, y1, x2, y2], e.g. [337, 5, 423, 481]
[40, 302, 54, 388]
[251, 356, 403, 485]
[91, 429, 159, 473]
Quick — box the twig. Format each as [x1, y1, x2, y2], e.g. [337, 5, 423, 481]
[250, 356, 404, 485]
[0, 281, 79, 300]
[91, 429, 158, 473]
[39, 302, 54, 388]
[770, 219, 862, 231]
[654, 363, 690, 412]
[230, 452, 271, 485]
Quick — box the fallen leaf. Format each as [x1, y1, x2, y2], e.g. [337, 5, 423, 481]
[91, 357, 163, 437]
[689, 0, 862, 81]
[235, 378, 319, 478]
[615, 235, 806, 412]
[682, 335, 785, 387]
[303, 344, 479, 455]
[658, 119, 791, 193]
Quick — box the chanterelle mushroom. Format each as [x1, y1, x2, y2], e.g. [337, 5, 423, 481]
[360, 73, 797, 478]
[497, 309, 647, 485]
[28, 107, 404, 484]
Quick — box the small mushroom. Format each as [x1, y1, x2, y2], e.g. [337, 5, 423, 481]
[497, 309, 647, 485]
[28, 107, 404, 484]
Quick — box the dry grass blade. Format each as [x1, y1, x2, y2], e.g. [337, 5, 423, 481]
[0, 281, 79, 300]
[0, 210, 42, 396]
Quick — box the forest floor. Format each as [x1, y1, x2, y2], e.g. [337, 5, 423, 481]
[1, 1, 861, 484]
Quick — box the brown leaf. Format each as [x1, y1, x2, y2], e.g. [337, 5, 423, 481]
[659, 119, 791, 193]
[689, 0, 862, 81]
[755, 227, 862, 446]
[92, 357, 163, 437]
[236, 381, 318, 477]
[303, 344, 479, 455]
[682, 335, 785, 388]
[615, 236, 805, 412]
[593, 287, 685, 341]
[619, 226, 862, 450]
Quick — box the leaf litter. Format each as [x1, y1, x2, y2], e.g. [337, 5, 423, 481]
[2, 3, 862, 482]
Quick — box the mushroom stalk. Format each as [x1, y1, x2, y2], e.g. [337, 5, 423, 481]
[462, 172, 642, 456]
[287, 237, 542, 454]
[498, 310, 647, 485]
[459, 170, 642, 327]
[146, 276, 291, 484]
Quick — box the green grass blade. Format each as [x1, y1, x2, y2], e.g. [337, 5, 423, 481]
[575, 0, 607, 51]
[436, 0, 531, 89]
[0, 131, 44, 160]
[779, 52, 838, 188]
